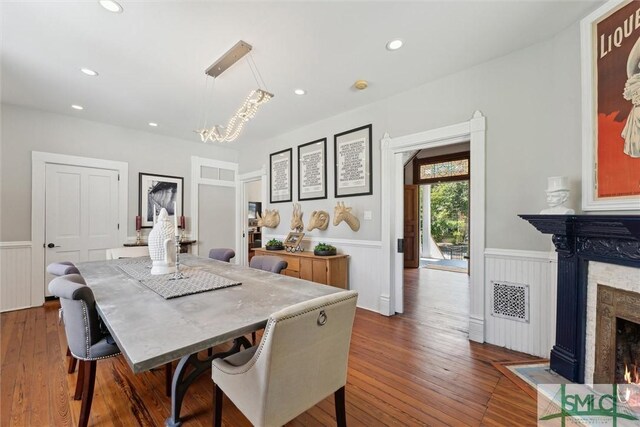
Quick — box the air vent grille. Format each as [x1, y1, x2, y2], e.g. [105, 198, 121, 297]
[491, 281, 529, 323]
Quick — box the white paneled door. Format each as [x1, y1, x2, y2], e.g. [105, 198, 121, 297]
[44, 164, 119, 294]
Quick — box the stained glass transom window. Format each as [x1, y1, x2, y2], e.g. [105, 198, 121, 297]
[419, 158, 469, 181]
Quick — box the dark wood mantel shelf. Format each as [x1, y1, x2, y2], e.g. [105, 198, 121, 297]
[519, 214, 640, 382]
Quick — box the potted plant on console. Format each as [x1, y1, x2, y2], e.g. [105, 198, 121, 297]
[265, 238, 284, 251]
[314, 242, 337, 256]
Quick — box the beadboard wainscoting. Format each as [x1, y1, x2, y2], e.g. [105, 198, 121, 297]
[262, 235, 383, 313]
[0, 241, 36, 312]
[484, 248, 557, 358]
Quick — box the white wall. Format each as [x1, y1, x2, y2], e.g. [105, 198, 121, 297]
[240, 23, 583, 252]
[0, 104, 239, 242]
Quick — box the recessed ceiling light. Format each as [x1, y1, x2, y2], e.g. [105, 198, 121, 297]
[386, 39, 403, 51]
[148, 122, 158, 127]
[71, 104, 84, 110]
[98, 0, 123, 13]
[294, 89, 306, 96]
[80, 68, 99, 76]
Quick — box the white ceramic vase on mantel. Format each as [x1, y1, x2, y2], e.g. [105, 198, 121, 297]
[148, 208, 177, 275]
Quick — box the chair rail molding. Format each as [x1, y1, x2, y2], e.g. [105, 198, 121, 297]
[31, 152, 128, 308]
[381, 111, 486, 343]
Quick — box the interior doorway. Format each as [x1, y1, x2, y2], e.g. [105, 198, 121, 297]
[381, 111, 485, 342]
[244, 180, 263, 265]
[32, 152, 128, 302]
[402, 148, 471, 333]
[237, 167, 267, 266]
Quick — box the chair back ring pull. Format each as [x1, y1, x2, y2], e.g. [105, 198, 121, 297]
[317, 310, 327, 326]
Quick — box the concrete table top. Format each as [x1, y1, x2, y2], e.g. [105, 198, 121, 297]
[77, 255, 341, 373]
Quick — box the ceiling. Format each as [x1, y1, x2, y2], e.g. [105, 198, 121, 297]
[1, 1, 601, 147]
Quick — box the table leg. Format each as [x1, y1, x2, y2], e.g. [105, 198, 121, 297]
[165, 337, 252, 427]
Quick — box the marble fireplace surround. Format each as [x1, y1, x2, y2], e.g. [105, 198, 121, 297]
[521, 215, 640, 383]
[587, 264, 640, 385]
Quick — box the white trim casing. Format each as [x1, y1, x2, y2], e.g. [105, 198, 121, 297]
[381, 111, 486, 342]
[31, 152, 128, 307]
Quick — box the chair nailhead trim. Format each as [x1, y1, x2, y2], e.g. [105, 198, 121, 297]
[81, 301, 91, 358]
[213, 294, 357, 376]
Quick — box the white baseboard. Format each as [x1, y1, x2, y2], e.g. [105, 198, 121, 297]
[378, 294, 391, 316]
[468, 315, 485, 342]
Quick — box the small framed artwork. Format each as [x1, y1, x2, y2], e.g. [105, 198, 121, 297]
[334, 124, 373, 198]
[284, 231, 304, 248]
[139, 173, 184, 228]
[298, 138, 327, 201]
[581, 0, 640, 210]
[270, 148, 292, 203]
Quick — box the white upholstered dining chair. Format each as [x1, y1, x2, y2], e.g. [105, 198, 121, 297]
[211, 290, 358, 427]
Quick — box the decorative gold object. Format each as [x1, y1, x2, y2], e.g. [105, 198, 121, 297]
[290, 203, 304, 232]
[307, 210, 330, 231]
[334, 202, 360, 231]
[257, 209, 280, 228]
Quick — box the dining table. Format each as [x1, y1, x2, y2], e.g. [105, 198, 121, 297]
[77, 254, 342, 426]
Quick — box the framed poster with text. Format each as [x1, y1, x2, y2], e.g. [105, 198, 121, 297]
[334, 124, 372, 198]
[298, 138, 327, 201]
[581, 0, 640, 210]
[270, 148, 292, 203]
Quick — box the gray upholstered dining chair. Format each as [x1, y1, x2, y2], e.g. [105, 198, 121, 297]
[49, 274, 121, 427]
[249, 255, 288, 274]
[47, 261, 80, 276]
[212, 290, 358, 427]
[47, 262, 81, 374]
[208, 248, 236, 263]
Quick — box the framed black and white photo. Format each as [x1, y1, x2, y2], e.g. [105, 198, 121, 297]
[334, 124, 372, 198]
[270, 148, 292, 203]
[298, 138, 327, 201]
[139, 172, 183, 228]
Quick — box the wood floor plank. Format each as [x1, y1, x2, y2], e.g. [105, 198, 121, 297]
[1, 268, 539, 426]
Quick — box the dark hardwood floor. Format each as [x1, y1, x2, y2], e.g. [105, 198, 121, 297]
[1, 268, 538, 426]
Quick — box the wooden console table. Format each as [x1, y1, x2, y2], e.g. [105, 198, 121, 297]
[124, 240, 196, 254]
[253, 248, 349, 289]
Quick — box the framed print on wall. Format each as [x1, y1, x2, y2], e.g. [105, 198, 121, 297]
[581, 0, 640, 210]
[139, 172, 184, 228]
[270, 148, 292, 203]
[334, 124, 373, 198]
[298, 138, 327, 201]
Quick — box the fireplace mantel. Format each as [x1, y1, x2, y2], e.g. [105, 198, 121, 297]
[520, 215, 640, 382]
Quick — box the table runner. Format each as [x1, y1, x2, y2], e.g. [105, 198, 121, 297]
[115, 258, 241, 299]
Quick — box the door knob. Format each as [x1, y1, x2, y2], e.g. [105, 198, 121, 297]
[47, 243, 60, 248]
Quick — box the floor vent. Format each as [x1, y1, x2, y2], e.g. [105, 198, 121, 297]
[491, 281, 529, 323]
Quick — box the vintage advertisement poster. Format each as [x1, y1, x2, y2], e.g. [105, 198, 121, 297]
[595, 0, 640, 200]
